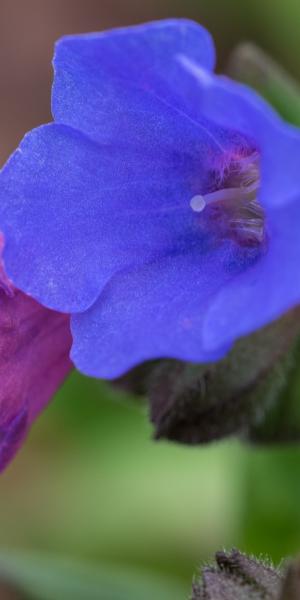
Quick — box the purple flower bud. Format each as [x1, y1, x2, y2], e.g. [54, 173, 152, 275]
[0, 236, 72, 470]
[192, 549, 289, 600]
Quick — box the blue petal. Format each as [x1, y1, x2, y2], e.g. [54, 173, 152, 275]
[71, 198, 300, 379]
[0, 117, 223, 313]
[176, 58, 300, 209]
[52, 19, 215, 139]
[202, 199, 300, 351]
[70, 240, 255, 379]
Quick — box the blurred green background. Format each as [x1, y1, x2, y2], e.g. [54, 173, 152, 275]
[1, 0, 300, 598]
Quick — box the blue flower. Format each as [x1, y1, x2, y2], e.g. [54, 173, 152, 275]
[1, 18, 300, 379]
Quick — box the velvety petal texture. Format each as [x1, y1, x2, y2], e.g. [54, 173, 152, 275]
[0, 119, 230, 312]
[1, 19, 300, 381]
[52, 19, 216, 138]
[71, 244, 242, 378]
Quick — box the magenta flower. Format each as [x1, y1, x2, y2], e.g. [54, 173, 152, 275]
[0, 236, 72, 470]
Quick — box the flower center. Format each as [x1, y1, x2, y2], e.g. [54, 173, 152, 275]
[190, 152, 265, 247]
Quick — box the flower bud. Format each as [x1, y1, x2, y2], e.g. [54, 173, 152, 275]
[116, 309, 300, 446]
[148, 310, 300, 445]
[192, 549, 300, 600]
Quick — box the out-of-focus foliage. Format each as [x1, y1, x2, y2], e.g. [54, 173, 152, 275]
[228, 43, 300, 126]
[0, 551, 186, 600]
[1, 371, 300, 592]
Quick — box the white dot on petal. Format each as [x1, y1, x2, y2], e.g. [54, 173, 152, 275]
[190, 195, 206, 212]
